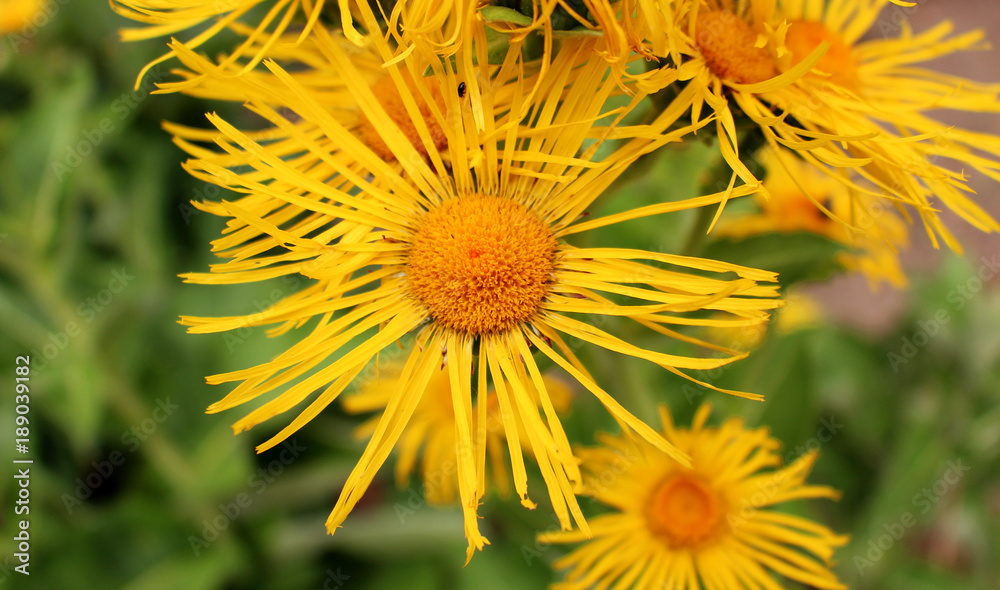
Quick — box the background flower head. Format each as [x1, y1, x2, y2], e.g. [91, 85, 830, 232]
[642, 0, 1000, 250]
[716, 146, 911, 289]
[541, 403, 848, 590]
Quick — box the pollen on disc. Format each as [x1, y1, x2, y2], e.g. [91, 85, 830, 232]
[405, 195, 557, 335]
[695, 10, 777, 85]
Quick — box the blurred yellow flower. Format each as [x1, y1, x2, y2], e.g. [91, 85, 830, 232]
[541, 403, 848, 590]
[343, 361, 573, 505]
[642, 0, 1000, 250]
[0, 0, 44, 34]
[174, 14, 781, 560]
[776, 291, 823, 334]
[716, 147, 911, 289]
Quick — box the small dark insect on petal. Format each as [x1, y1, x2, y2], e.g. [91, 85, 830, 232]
[458, 82, 466, 98]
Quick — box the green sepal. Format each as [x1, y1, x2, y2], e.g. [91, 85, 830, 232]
[481, 6, 533, 26]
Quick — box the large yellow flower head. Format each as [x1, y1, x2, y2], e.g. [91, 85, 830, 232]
[642, 0, 1000, 250]
[173, 8, 781, 559]
[541, 403, 848, 589]
[717, 147, 911, 289]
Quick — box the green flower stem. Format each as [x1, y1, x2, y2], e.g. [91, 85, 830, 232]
[681, 126, 768, 257]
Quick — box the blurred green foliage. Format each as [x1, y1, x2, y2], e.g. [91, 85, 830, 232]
[1, 4, 999, 590]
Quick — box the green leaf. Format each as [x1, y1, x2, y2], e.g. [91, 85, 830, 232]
[752, 331, 821, 447]
[481, 6, 533, 26]
[701, 232, 847, 286]
[459, 543, 552, 590]
[120, 544, 244, 590]
[485, 27, 515, 66]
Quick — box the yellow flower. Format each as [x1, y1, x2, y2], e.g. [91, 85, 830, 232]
[175, 12, 781, 560]
[111, 0, 335, 88]
[343, 360, 574, 505]
[541, 403, 848, 589]
[775, 291, 822, 334]
[641, 0, 1000, 250]
[716, 147, 910, 289]
[0, 0, 44, 34]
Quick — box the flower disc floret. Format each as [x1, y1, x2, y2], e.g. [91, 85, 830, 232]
[406, 195, 557, 335]
[647, 472, 724, 549]
[695, 10, 777, 84]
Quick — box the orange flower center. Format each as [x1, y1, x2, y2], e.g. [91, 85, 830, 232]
[356, 74, 448, 162]
[695, 10, 776, 85]
[647, 473, 723, 548]
[406, 195, 556, 335]
[766, 190, 833, 234]
[785, 21, 859, 90]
